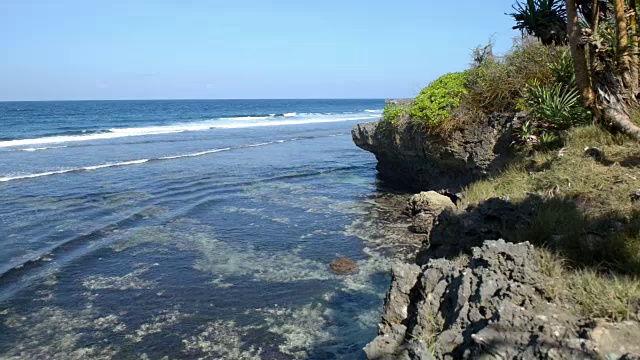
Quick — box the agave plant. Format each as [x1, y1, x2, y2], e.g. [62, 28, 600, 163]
[510, 0, 568, 45]
[525, 82, 592, 129]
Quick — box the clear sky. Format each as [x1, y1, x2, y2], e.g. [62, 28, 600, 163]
[1, 0, 519, 101]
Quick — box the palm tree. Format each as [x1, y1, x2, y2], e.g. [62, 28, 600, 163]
[566, 0, 595, 107]
[510, 0, 568, 45]
[514, 0, 640, 139]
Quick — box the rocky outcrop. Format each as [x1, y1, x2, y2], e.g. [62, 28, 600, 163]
[404, 192, 456, 236]
[352, 113, 523, 191]
[365, 240, 638, 360]
[417, 197, 537, 265]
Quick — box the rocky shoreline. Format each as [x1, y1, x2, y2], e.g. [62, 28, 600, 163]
[351, 113, 521, 192]
[352, 121, 640, 360]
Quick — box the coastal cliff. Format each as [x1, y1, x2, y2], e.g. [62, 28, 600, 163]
[351, 113, 521, 191]
[354, 120, 640, 359]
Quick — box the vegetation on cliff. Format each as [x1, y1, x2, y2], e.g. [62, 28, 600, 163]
[511, 0, 640, 139]
[378, 0, 640, 333]
[382, 38, 592, 150]
[462, 125, 640, 320]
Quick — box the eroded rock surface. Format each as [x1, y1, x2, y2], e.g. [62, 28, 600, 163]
[352, 114, 521, 191]
[365, 240, 639, 360]
[404, 192, 456, 237]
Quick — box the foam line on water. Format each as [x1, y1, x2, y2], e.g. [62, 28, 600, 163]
[0, 115, 379, 148]
[0, 159, 152, 182]
[0, 134, 328, 182]
[209, 116, 377, 129]
[18, 146, 68, 152]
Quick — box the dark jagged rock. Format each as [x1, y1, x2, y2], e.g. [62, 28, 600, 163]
[418, 197, 537, 265]
[366, 240, 605, 360]
[352, 113, 522, 192]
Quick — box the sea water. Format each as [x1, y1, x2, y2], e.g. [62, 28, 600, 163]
[0, 99, 409, 359]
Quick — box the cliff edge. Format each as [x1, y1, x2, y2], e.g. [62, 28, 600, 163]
[351, 113, 520, 191]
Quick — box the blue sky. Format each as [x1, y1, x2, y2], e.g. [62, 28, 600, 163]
[1, 0, 519, 101]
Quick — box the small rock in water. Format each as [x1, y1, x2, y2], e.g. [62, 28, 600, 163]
[330, 258, 358, 275]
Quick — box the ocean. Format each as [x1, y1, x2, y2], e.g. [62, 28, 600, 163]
[0, 99, 406, 359]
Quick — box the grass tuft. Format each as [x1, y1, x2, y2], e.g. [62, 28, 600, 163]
[536, 249, 640, 321]
[461, 124, 640, 321]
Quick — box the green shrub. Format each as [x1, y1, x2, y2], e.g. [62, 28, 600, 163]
[549, 48, 576, 88]
[409, 72, 468, 126]
[524, 82, 592, 129]
[381, 102, 410, 126]
[465, 38, 566, 113]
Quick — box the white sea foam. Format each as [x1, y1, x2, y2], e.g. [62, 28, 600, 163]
[226, 116, 271, 121]
[0, 139, 291, 183]
[364, 109, 382, 113]
[158, 148, 231, 160]
[0, 159, 151, 182]
[209, 116, 378, 129]
[0, 169, 76, 182]
[83, 159, 150, 171]
[0, 114, 378, 148]
[19, 146, 68, 152]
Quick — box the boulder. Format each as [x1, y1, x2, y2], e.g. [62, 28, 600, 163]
[330, 258, 358, 274]
[404, 191, 456, 236]
[405, 191, 455, 217]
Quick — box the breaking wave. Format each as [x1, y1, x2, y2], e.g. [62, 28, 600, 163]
[0, 113, 379, 148]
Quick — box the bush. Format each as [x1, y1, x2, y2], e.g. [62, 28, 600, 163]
[514, 81, 591, 150]
[381, 101, 410, 126]
[524, 82, 592, 129]
[549, 48, 575, 88]
[381, 72, 468, 129]
[409, 72, 468, 126]
[465, 38, 565, 113]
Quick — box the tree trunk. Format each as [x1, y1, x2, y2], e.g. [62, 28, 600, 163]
[630, 0, 639, 92]
[573, 0, 640, 139]
[613, 0, 634, 90]
[589, 0, 601, 93]
[598, 85, 640, 140]
[566, 0, 596, 108]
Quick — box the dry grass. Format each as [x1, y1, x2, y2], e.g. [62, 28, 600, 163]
[536, 248, 640, 321]
[464, 126, 640, 211]
[461, 125, 640, 321]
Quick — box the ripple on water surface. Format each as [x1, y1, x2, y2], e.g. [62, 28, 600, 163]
[0, 117, 419, 359]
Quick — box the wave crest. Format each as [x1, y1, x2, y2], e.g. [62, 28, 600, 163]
[0, 113, 379, 148]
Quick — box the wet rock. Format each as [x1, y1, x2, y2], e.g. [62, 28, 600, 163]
[329, 258, 358, 274]
[366, 240, 603, 360]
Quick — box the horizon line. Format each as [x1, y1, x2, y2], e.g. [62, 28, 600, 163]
[0, 97, 397, 103]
